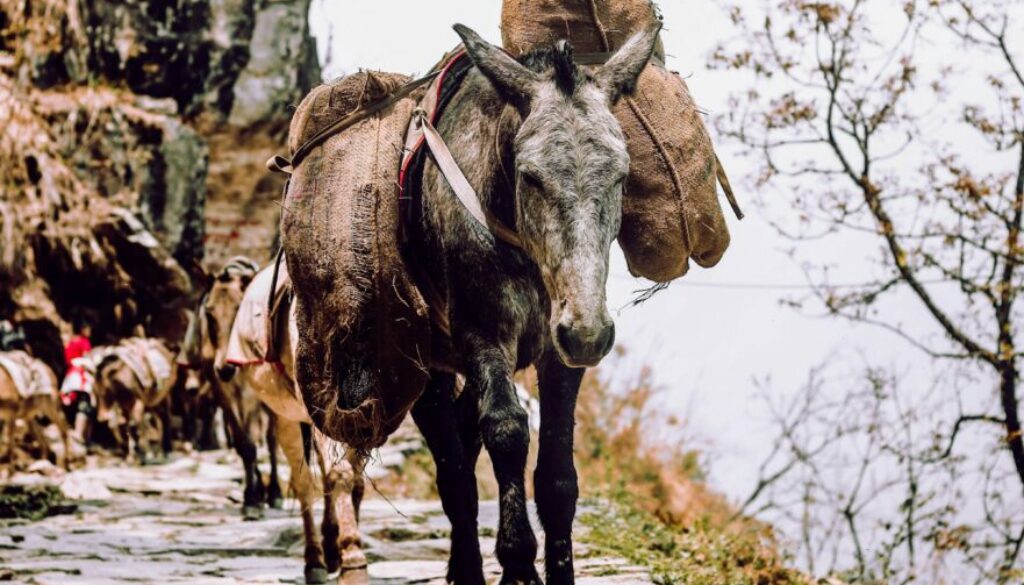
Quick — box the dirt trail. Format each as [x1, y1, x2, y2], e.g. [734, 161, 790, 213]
[0, 449, 649, 584]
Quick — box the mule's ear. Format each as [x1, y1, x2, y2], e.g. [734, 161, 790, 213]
[595, 20, 662, 104]
[190, 259, 214, 292]
[454, 24, 539, 109]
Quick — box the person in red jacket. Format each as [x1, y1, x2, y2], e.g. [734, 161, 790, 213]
[61, 319, 94, 443]
[64, 323, 92, 366]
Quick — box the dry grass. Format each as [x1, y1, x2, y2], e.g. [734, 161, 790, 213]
[571, 349, 810, 584]
[572, 351, 733, 526]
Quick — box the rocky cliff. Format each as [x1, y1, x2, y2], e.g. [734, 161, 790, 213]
[0, 0, 318, 349]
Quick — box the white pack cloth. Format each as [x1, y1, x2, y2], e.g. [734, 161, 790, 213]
[0, 350, 55, 398]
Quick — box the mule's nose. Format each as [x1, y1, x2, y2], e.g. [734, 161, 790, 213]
[555, 321, 615, 367]
[216, 364, 237, 383]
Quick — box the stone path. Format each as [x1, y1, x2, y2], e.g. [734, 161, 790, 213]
[0, 450, 650, 584]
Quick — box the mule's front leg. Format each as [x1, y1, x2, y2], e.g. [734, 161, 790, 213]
[157, 400, 173, 457]
[127, 400, 147, 464]
[265, 410, 284, 509]
[276, 418, 328, 584]
[237, 435, 264, 520]
[226, 407, 264, 520]
[3, 412, 15, 470]
[28, 418, 53, 466]
[196, 393, 220, 450]
[535, 354, 584, 584]
[471, 348, 540, 584]
[43, 397, 72, 470]
[318, 435, 369, 585]
[412, 373, 485, 585]
[215, 382, 263, 519]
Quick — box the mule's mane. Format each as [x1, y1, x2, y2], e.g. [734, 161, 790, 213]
[517, 41, 589, 96]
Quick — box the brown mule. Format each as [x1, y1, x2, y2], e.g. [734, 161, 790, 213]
[91, 339, 177, 464]
[182, 257, 284, 521]
[0, 351, 71, 471]
[223, 260, 369, 585]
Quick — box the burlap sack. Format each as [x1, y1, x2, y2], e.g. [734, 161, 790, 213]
[501, 0, 665, 60]
[224, 264, 280, 367]
[281, 72, 432, 450]
[116, 337, 173, 396]
[502, 0, 731, 281]
[0, 350, 55, 398]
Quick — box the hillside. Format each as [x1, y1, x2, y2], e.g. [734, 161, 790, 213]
[0, 0, 317, 352]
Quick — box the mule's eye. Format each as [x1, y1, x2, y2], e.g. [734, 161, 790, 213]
[520, 172, 543, 191]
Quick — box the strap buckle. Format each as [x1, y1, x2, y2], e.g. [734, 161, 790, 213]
[266, 155, 294, 175]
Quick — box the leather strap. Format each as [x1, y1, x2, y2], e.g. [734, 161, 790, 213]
[265, 248, 285, 362]
[266, 155, 293, 174]
[267, 71, 440, 175]
[415, 109, 524, 248]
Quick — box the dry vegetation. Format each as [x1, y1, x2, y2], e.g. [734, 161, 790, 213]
[570, 351, 811, 585]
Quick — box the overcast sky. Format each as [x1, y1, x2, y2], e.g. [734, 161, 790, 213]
[305, 1, 943, 499]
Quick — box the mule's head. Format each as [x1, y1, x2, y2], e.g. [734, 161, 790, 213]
[198, 257, 258, 380]
[455, 23, 659, 367]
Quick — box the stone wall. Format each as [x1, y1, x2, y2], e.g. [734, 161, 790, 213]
[200, 0, 319, 269]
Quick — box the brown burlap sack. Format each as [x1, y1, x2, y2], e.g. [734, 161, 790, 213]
[502, 0, 731, 281]
[501, 0, 665, 59]
[281, 71, 432, 450]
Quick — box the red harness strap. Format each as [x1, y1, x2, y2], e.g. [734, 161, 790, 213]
[398, 49, 522, 249]
[398, 49, 468, 200]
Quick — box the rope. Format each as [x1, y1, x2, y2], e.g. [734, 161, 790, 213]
[576, 2, 742, 230]
[586, 0, 612, 51]
[716, 154, 745, 220]
[582, 1, 697, 251]
[269, 72, 439, 175]
[266, 248, 285, 361]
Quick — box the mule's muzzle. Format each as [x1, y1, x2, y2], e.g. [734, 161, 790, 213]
[554, 320, 615, 368]
[216, 364, 237, 383]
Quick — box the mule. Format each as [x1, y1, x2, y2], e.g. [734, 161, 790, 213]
[183, 258, 283, 520]
[219, 262, 369, 584]
[172, 334, 222, 452]
[91, 338, 178, 464]
[285, 23, 660, 585]
[0, 350, 71, 471]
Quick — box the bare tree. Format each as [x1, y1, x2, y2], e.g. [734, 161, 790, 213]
[713, 1, 1024, 582]
[741, 363, 1015, 583]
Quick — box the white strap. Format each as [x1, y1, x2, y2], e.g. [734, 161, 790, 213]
[416, 110, 523, 248]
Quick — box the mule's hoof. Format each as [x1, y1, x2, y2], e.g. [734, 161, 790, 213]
[447, 567, 487, 585]
[304, 567, 329, 584]
[498, 570, 542, 585]
[341, 550, 368, 572]
[242, 505, 264, 521]
[269, 497, 285, 510]
[323, 549, 341, 574]
[338, 567, 369, 585]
